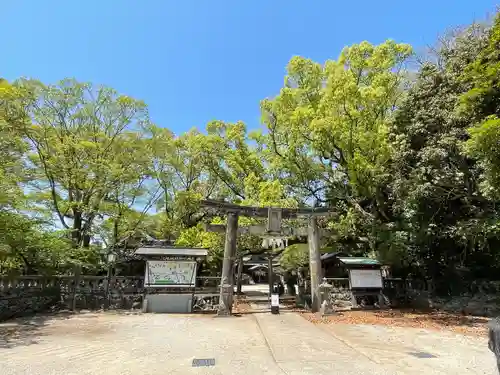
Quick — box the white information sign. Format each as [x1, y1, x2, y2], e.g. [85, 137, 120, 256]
[349, 269, 383, 289]
[145, 260, 197, 287]
[271, 294, 280, 307]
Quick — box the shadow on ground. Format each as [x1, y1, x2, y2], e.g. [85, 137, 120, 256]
[0, 312, 73, 349]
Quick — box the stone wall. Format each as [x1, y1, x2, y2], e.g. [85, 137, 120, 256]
[328, 287, 353, 309]
[0, 275, 221, 321]
[0, 287, 62, 321]
[0, 276, 145, 322]
[385, 279, 500, 316]
[324, 277, 430, 310]
[324, 278, 353, 309]
[381, 278, 500, 316]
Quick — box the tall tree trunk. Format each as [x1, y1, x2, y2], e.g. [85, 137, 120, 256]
[113, 215, 120, 246]
[19, 253, 36, 275]
[83, 234, 91, 248]
[72, 210, 83, 246]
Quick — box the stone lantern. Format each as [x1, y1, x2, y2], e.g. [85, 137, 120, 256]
[318, 277, 335, 316]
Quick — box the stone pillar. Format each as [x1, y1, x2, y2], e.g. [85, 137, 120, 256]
[71, 265, 81, 311]
[217, 212, 238, 316]
[268, 255, 273, 297]
[236, 254, 244, 295]
[350, 292, 358, 308]
[378, 292, 386, 308]
[308, 216, 322, 313]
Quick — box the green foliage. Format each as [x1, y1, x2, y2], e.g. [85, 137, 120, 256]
[17, 78, 153, 248]
[279, 244, 309, 272]
[279, 243, 336, 272]
[462, 14, 500, 198]
[158, 119, 300, 268]
[175, 222, 225, 274]
[259, 41, 411, 204]
[460, 14, 500, 120]
[256, 40, 413, 260]
[3, 10, 500, 286]
[0, 79, 30, 209]
[465, 117, 500, 197]
[0, 211, 77, 274]
[388, 21, 499, 291]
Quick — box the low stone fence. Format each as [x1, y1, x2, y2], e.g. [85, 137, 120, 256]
[323, 278, 352, 309]
[192, 276, 221, 312]
[430, 280, 500, 317]
[321, 277, 428, 309]
[0, 275, 222, 321]
[0, 275, 145, 321]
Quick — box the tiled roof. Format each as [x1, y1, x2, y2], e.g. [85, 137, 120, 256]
[338, 257, 380, 266]
[134, 247, 208, 257]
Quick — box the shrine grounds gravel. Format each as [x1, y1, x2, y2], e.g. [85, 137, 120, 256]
[0, 310, 497, 375]
[301, 309, 490, 336]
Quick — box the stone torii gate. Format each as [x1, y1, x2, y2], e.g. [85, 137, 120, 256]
[199, 200, 332, 315]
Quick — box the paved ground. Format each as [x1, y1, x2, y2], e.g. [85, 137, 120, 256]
[0, 309, 496, 375]
[321, 322, 495, 374]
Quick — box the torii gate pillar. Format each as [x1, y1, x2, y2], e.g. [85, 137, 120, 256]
[218, 212, 238, 316]
[308, 216, 322, 312]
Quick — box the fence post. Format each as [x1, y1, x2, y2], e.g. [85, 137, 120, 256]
[71, 266, 81, 311]
[105, 265, 112, 310]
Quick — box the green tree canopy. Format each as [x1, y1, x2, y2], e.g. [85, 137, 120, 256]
[462, 14, 500, 198]
[17, 79, 153, 248]
[3, 10, 500, 286]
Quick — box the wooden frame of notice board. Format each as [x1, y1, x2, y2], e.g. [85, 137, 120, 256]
[348, 269, 383, 290]
[347, 267, 384, 308]
[144, 259, 198, 288]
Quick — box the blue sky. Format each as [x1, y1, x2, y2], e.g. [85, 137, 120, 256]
[2, 0, 498, 134]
